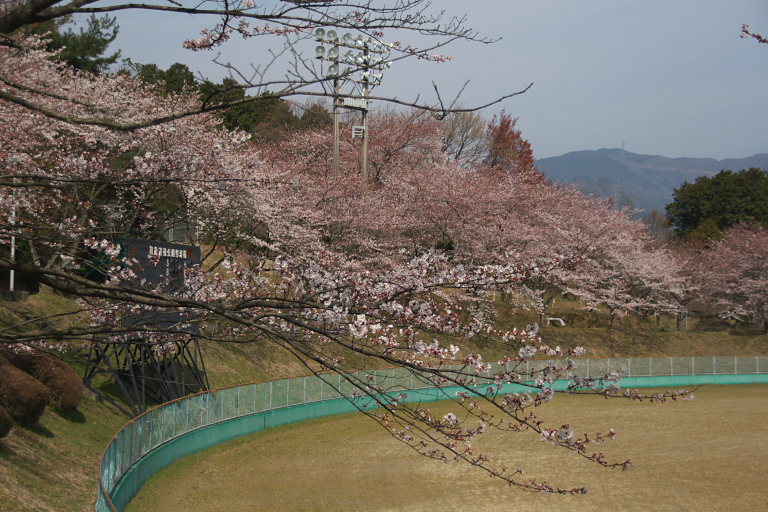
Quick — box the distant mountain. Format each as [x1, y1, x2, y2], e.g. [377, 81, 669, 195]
[535, 149, 768, 215]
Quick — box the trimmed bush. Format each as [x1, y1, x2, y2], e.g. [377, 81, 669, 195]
[0, 350, 34, 372]
[0, 404, 12, 438]
[0, 354, 50, 426]
[0, 351, 83, 412]
[30, 355, 83, 412]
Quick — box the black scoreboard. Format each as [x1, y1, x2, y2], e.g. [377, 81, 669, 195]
[118, 237, 201, 294]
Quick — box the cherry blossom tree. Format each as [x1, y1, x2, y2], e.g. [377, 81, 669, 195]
[696, 225, 768, 332]
[0, 8, 692, 495]
[550, 204, 684, 328]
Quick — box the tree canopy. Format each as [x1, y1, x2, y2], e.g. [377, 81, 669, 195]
[665, 168, 768, 238]
[33, 15, 120, 74]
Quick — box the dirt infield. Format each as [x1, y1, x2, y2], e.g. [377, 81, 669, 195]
[127, 384, 768, 512]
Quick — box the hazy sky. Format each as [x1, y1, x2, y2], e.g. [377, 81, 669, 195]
[108, 1, 768, 160]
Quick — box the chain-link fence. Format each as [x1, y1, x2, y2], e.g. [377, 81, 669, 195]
[96, 355, 766, 511]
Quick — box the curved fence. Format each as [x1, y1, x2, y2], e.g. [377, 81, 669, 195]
[95, 355, 768, 511]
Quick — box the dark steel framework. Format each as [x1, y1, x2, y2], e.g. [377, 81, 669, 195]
[83, 238, 210, 416]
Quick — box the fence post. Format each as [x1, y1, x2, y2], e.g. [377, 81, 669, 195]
[713, 356, 717, 375]
[269, 381, 273, 409]
[237, 386, 241, 417]
[304, 377, 307, 404]
[671, 357, 674, 376]
[649, 357, 652, 377]
[129, 422, 135, 469]
[692, 356, 695, 376]
[120, 430, 125, 475]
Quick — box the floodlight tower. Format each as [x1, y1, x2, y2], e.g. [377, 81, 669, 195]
[314, 28, 341, 172]
[314, 30, 391, 176]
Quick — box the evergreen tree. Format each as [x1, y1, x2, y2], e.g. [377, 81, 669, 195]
[133, 61, 197, 96]
[44, 15, 121, 74]
[666, 168, 768, 238]
[199, 79, 300, 137]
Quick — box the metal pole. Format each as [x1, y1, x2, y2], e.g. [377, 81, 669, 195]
[9, 200, 15, 292]
[332, 39, 340, 173]
[360, 46, 370, 179]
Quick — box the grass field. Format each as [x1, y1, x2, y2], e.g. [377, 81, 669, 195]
[126, 384, 768, 512]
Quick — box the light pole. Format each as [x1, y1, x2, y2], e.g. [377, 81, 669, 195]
[9, 200, 15, 293]
[314, 29, 342, 172]
[314, 30, 390, 176]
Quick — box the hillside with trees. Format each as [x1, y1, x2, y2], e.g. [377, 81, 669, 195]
[666, 168, 768, 239]
[536, 149, 768, 214]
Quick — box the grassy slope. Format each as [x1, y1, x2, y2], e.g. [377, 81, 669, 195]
[0, 291, 766, 511]
[0, 397, 126, 512]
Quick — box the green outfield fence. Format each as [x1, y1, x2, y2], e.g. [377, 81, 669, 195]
[96, 355, 768, 511]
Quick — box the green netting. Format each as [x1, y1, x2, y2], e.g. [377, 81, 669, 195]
[288, 377, 306, 405]
[220, 387, 237, 419]
[236, 384, 256, 416]
[715, 356, 736, 374]
[393, 367, 413, 391]
[302, 376, 321, 402]
[587, 358, 609, 377]
[269, 380, 286, 408]
[159, 406, 175, 443]
[254, 382, 271, 411]
[693, 356, 714, 375]
[653, 357, 673, 376]
[671, 357, 694, 376]
[629, 358, 651, 377]
[737, 356, 759, 373]
[139, 414, 152, 455]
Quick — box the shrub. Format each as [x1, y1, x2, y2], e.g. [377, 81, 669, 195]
[0, 354, 50, 426]
[0, 350, 34, 372]
[0, 351, 83, 412]
[0, 404, 12, 438]
[30, 355, 83, 412]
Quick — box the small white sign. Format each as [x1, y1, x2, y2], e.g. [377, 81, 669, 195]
[341, 97, 369, 110]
